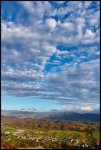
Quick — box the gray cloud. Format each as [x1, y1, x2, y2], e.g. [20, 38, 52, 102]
[1, 1, 100, 109]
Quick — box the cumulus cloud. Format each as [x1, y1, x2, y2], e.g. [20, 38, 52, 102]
[80, 105, 93, 112]
[1, 1, 100, 111]
[60, 22, 74, 31]
[84, 29, 95, 39]
[45, 18, 57, 30]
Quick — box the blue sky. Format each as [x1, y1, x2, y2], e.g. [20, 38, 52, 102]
[1, 1, 100, 113]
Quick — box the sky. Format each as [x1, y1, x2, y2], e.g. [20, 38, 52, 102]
[1, 1, 100, 113]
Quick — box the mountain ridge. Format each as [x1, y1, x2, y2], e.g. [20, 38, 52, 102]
[1, 110, 100, 123]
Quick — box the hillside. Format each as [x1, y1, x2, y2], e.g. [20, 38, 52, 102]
[47, 112, 100, 123]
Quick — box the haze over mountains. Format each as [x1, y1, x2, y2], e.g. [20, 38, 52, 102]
[47, 111, 100, 123]
[2, 110, 100, 123]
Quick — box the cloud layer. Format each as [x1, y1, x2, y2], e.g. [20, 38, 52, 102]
[1, 1, 100, 110]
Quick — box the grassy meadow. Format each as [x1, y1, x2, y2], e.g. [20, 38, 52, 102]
[1, 123, 100, 149]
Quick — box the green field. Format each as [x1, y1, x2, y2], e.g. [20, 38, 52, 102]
[1, 125, 100, 149]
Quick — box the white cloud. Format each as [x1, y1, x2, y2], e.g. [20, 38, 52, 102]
[80, 105, 93, 112]
[84, 1, 92, 8]
[19, 1, 34, 14]
[45, 18, 57, 30]
[84, 29, 95, 39]
[1, 1, 100, 110]
[54, 1, 65, 5]
[60, 22, 74, 31]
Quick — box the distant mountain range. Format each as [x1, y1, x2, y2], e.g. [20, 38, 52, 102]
[1, 110, 53, 118]
[47, 111, 100, 123]
[1, 110, 100, 123]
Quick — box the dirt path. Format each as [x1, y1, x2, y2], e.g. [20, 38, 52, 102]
[18, 146, 44, 149]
